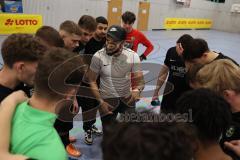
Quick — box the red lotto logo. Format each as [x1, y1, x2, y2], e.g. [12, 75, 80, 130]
[4, 18, 38, 26]
[5, 19, 14, 26]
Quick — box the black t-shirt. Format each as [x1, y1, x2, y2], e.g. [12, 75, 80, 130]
[0, 83, 32, 102]
[75, 38, 105, 103]
[161, 47, 191, 112]
[214, 52, 239, 66]
[84, 37, 106, 66]
[85, 37, 105, 55]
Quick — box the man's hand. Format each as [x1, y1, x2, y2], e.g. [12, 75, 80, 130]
[127, 89, 141, 105]
[99, 100, 113, 115]
[0, 91, 28, 108]
[152, 93, 159, 101]
[224, 140, 240, 157]
[0, 153, 28, 160]
[139, 54, 146, 61]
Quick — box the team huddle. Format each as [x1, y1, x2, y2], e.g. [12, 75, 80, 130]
[0, 11, 240, 160]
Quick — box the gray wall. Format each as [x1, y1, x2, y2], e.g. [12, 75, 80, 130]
[149, 0, 216, 30]
[22, 0, 108, 29]
[148, 0, 240, 33]
[212, 0, 240, 32]
[1, 0, 239, 63]
[20, 0, 240, 33]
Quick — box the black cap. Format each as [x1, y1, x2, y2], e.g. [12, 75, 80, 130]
[107, 25, 126, 42]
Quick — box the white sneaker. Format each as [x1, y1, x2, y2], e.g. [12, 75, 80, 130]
[84, 129, 93, 145]
[91, 125, 103, 136]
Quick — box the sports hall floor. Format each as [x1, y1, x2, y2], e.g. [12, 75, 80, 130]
[0, 29, 240, 160]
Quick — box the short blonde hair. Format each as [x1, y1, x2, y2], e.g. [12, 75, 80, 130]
[195, 59, 240, 96]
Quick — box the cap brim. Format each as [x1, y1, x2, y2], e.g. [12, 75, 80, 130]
[107, 33, 122, 42]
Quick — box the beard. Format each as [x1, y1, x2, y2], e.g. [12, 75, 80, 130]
[95, 33, 106, 40]
[105, 46, 122, 56]
[106, 48, 117, 56]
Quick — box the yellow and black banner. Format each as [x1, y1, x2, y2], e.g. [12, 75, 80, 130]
[164, 18, 212, 29]
[0, 13, 43, 34]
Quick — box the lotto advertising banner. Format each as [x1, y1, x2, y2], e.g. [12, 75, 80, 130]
[164, 18, 212, 29]
[0, 14, 42, 34]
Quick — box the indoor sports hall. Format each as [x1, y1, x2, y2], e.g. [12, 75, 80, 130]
[0, 0, 240, 160]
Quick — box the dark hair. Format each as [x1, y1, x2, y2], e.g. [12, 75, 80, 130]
[36, 26, 64, 48]
[183, 38, 210, 61]
[78, 15, 97, 32]
[176, 88, 232, 143]
[121, 11, 136, 24]
[96, 16, 108, 25]
[34, 48, 86, 100]
[177, 34, 193, 53]
[102, 121, 195, 160]
[60, 20, 82, 36]
[1, 34, 47, 68]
